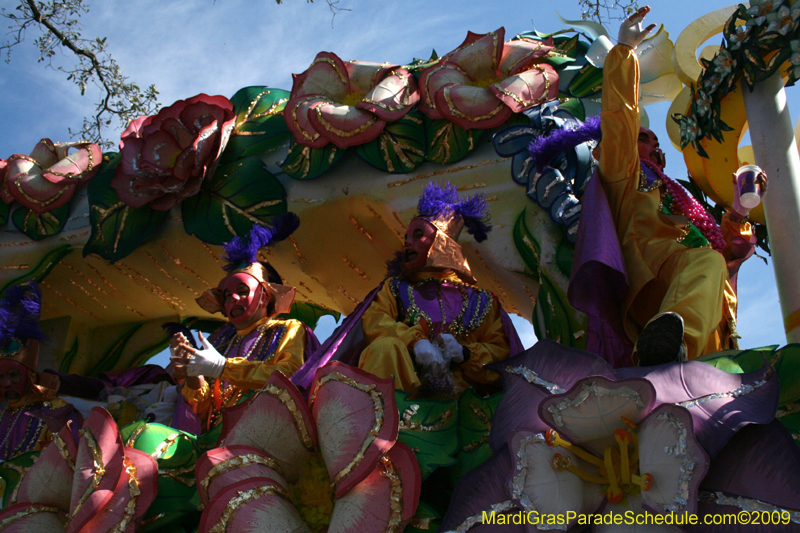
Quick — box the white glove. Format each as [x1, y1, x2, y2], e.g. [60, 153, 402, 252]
[413, 339, 447, 377]
[186, 332, 226, 378]
[617, 6, 656, 49]
[436, 333, 464, 364]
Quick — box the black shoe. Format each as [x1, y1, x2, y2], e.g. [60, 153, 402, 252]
[636, 312, 687, 366]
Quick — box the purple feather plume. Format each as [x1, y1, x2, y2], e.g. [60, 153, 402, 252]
[0, 281, 46, 349]
[528, 115, 602, 171]
[417, 181, 492, 242]
[222, 213, 300, 272]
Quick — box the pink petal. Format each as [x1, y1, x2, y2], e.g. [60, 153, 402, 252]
[67, 407, 125, 533]
[120, 116, 149, 141]
[358, 68, 420, 122]
[309, 362, 398, 498]
[75, 448, 159, 533]
[224, 371, 317, 483]
[418, 62, 472, 119]
[192, 120, 220, 173]
[16, 432, 75, 511]
[443, 28, 505, 82]
[0, 503, 65, 533]
[345, 60, 387, 95]
[283, 96, 331, 148]
[0, 159, 12, 204]
[499, 37, 555, 75]
[171, 149, 199, 183]
[159, 117, 195, 150]
[309, 102, 385, 149]
[489, 63, 560, 113]
[292, 51, 350, 102]
[199, 478, 308, 533]
[433, 84, 512, 130]
[328, 443, 420, 533]
[6, 156, 76, 215]
[28, 139, 59, 168]
[43, 143, 103, 186]
[141, 130, 183, 172]
[195, 446, 287, 506]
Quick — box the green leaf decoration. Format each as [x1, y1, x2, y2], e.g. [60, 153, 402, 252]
[566, 62, 603, 98]
[425, 117, 485, 165]
[0, 200, 9, 226]
[0, 451, 39, 510]
[278, 302, 341, 331]
[83, 153, 169, 263]
[219, 87, 292, 166]
[87, 323, 143, 376]
[0, 244, 72, 296]
[280, 140, 347, 180]
[58, 338, 79, 373]
[558, 96, 585, 121]
[405, 501, 442, 533]
[355, 109, 426, 173]
[139, 476, 201, 533]
[395, 390, 459, 480]
[11, 203, 69, 241]
[182, 156, 287, 245]
[513, 209, 586, 348]
[450, 388, 503, 482]
[698, 344, 800, 407]
[196, 419, 224, 452]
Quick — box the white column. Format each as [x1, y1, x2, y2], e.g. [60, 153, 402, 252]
[742, 72, 800, 343]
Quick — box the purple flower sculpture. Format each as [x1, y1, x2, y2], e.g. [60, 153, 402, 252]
[441, 340, 800, 533]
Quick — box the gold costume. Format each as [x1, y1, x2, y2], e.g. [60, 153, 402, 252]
[358, 271, 510, 393]
[181, 317, 307, 432]
[600, 46, 753, 360]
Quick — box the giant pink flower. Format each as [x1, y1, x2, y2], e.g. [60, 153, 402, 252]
[419, 28, 559, 129]
[284, 52, 420, 149]
[196, 362, 420, 533]
[112, 94, 236, 211]
[5, 139, 102, 214]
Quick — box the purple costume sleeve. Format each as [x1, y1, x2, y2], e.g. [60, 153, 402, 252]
[567, 172, 634, 367]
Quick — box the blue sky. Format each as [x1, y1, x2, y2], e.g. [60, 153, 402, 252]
[0, 0, 788, 350]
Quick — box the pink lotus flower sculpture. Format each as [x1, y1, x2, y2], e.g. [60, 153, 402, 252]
[4, 139, 102, 214]
[418, 28, 559, 130]
[284, 52, 420, 149]
[196, 362, 420, 533]
[0, 407, 158, 533]
[112, 94, 236, 211]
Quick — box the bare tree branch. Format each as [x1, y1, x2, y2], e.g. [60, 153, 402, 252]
[578, 0, 639, 25]
[1, 0, 159, 148]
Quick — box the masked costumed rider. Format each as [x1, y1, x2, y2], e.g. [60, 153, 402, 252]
[0, 282, 80, 461]
[358, 182, 518, 397]
[599, 6, 764, 365]
[170, 214, 317, 433]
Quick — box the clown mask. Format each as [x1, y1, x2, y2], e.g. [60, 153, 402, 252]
[638, 128, 665, 170]
[402, 218, 437, 274]
[0, 359, 30, 401]
[218, 273, 269, 326]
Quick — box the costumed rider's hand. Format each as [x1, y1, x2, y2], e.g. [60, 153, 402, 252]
[413, 339, 447, 377]
[183, 332, 226, 379]
[435, 333, 465, 364]
[617, 6, 656, 49]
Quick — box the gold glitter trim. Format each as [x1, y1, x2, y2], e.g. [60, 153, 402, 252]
[52, 432, 76, 470]
[0, 264, 29, 270]
[290, 95, 327, 143]
[387, 158, 506, 188]
[398, 405, 454, 432]
[68, 278, 107, 308]
[58, 230, 89, 241]
[66, 427, 106, 527]
[338, 286, 359, 303]
[492, 65, 551, 108]
[151, 433, 181, 459]
[313, 106, 379, 137]
[209, 484, 289, 533]
[361, 70, 414, 111]
[145, 250, 199, 296]
[380, 455, 404, 533]
[457, 182, 487, 191]
[41, 281, 100, 320]
[462, 404, 491, 451]
[258, 383, 315, 451]
[0, 504, 61, 530]
[288, 235, 308, 264]
[342, 256, 370, 281]
[349, 215, 373, 240]
[65, 263, 109, 296]
[310, 372, 385, 487]
[442, 85, 506, 122]
[450, 500, 517, 532]
[505, 40, 546, 73]
[160, 243, 211, 288]
[291, 197, 322, 204]
[422, 62, 470, 109]
[108, 456, 140, 533]
[200, 454, 281, 502]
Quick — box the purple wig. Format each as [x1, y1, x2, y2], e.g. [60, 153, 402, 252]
[0, 281, 47, 349]
[417, 181, 492, 242]
[221, 213, 300, 272]
[528, 115, 602, 171]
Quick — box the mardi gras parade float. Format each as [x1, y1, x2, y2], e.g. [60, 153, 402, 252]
[1, 3, 800, 532]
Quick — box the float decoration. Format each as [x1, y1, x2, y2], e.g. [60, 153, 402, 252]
[673, 1, 800, 158]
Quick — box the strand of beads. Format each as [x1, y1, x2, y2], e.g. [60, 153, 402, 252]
[642, 158, 727, 252]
